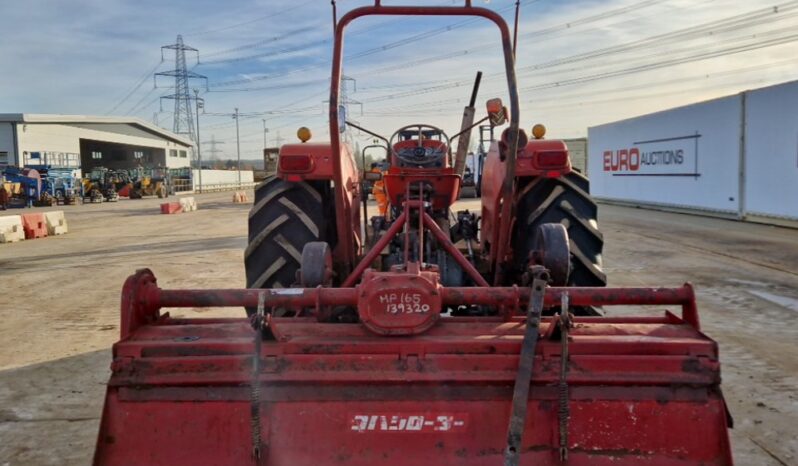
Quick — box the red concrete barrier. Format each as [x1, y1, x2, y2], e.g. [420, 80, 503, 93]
[21, 213, 48, 239]
[160, 202, 182, 215]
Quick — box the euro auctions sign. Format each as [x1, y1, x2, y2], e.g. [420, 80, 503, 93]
[603, 133, 701, 178]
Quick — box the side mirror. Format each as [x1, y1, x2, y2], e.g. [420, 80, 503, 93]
[364, 171, 383, 182]
[486, 98, 508, 126]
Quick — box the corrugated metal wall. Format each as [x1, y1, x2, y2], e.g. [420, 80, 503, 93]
[587, 80, 798, 225]
[743, 81, 798, 221]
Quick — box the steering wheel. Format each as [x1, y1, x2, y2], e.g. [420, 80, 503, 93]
[389, 124, 451, 167]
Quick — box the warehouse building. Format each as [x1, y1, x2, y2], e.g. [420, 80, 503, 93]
[0, 114, 194, 176]
[587, 79, 798, 227]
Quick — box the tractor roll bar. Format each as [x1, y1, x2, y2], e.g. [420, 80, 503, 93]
[328, 4, 521, 274]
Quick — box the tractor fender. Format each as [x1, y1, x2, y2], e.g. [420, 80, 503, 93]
[275, 141, 362, 274]
[515, 139, 573, 178]
[277, 143, 337, 181]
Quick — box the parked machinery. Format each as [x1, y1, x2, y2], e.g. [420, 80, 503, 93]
[126, 166, 170, 199]
[1, 167, 42, 207]
[94, 3, 732, 465]
[82, 168, 127, 203]
[168, 167, 191, 193]
[25, 165, 79, 206]
[254, 147, 280, 182]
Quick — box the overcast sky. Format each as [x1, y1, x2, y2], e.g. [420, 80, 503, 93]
[1, 0, 796, 159]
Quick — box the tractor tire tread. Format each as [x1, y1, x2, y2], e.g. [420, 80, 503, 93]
[513, 172, 606, 291]
[245, 176, 325, 315]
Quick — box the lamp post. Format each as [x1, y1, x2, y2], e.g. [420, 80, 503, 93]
[234, 107, 241, 186]
[193, 89, 203, 193]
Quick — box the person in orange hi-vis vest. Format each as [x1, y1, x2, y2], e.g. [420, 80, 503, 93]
[370, 162, 388, 216]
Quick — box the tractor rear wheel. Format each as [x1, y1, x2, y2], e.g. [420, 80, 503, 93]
[513, 172, 606, 291]
[245, 176, 328, 316]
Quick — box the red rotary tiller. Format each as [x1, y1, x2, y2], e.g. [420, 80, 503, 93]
[94, 2, 733, 465]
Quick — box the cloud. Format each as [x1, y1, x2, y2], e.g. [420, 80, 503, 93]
[1, 0, 795, 158]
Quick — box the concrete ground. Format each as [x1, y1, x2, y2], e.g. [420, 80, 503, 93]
[0, 192, 796, 465]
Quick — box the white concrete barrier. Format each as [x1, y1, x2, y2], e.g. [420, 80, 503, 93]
[0, 215, 25, 243]
[179, 197, 197, 212]
[44, 211, 68, 235]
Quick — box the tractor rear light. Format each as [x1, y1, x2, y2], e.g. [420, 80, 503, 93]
[536, 150, 568, 168]
[280, 155, 314, 173]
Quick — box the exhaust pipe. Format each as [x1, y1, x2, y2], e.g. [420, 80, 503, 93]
[453, 71, 482, 177]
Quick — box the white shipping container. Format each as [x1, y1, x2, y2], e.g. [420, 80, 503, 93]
[192, 169, 254, 187]
[743, 81, 798, 221]
[588, 95, 743, 214]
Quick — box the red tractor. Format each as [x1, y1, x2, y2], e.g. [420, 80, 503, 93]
[94, 3, 732, 465]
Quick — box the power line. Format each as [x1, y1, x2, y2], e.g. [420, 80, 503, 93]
[196, 0, 669, 139]
[184, 0, 316, 37]
[347, 2, 798, 112]
[199, 0, 668, 114]
[518, 1, 798, 73]
[363, 57, 797, 116]
[348, 0, 670, 81]
[105, 60, 163, 115]
[207, 78, 327, 93]
[522, 58, 796, 107]
[521, 31, 798, 93]
[352, 0, 789, 95]
[198, 1, 473, 66]
[361, 29, 798, 115]
[528, 75, 780, 115]
[200, 88, 329, 131]
[203, 26, 316, 58]
[125, 86, 160, 116]
[173, 0, 797, 151]
[203, 40, 327, 67]
[208, 0, 539, 89]
[507, 12, 798, 86]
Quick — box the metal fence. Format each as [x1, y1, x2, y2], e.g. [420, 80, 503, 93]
[172, 178, 193, 193]
[195, 182, 257, 193]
